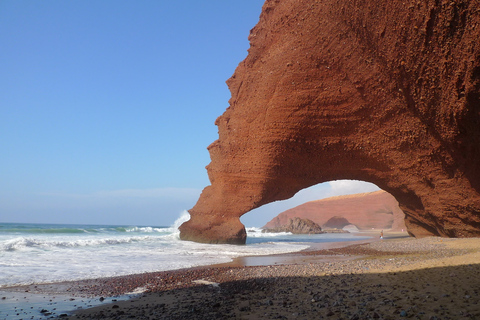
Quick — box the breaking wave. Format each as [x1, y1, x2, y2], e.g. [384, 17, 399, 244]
[0, 235, 156, 252]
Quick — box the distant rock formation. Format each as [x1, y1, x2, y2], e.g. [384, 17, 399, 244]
[263, 191, 406, 231]
[263, 217, 323, 234]
[180, 0, 480, 244]
[323, 216, 351, 229]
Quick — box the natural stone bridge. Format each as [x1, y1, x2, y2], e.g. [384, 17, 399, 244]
[179, 0, 480, 244]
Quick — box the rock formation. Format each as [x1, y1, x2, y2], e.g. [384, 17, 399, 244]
[323, 216, 352, 230]
[179, 0, 480, 244]
[263, 217, 323, 234]
[262, 191, 406, 231]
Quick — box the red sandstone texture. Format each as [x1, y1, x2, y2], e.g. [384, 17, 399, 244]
[263, 191, 407, 231]
[180, 0, 480, 244]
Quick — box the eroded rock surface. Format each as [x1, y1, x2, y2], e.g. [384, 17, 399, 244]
[180, 0, 480, 244]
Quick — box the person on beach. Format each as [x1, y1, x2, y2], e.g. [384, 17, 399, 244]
[380, 230, 384, 239]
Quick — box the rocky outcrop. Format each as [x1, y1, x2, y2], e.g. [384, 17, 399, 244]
[263, 191, 406, 231]
[179, 0, 480, 244]
[263, 217, 323, 234]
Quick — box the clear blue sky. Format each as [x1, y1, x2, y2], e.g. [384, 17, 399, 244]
[0, 1, 379, 227]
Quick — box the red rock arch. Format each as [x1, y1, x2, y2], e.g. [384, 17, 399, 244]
[179, 0, 480, 244]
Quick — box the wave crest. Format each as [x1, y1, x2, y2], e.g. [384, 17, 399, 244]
[124, 226, 168, 233]
[0, 236, 153, 252]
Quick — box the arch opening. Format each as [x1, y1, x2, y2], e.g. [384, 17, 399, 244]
[241, 180, 407, 237]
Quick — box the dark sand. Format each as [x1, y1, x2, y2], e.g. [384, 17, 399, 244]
[2, 233, 480, 319]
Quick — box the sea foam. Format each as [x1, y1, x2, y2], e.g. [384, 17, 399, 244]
[0, 212, 368, 287]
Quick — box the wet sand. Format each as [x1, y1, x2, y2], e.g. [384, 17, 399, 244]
[2, 233, 480, 319]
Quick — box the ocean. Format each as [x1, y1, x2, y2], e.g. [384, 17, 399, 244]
[0, 211, 370, 288]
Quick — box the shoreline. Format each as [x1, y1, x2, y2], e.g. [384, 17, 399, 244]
[3, 233, 480, 319]
[1, 232, 379, 293]
[0, 232, 379, 319]
[221, 231, 389, 268]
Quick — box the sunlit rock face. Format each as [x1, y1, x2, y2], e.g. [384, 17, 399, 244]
[179, 0, 480, 244]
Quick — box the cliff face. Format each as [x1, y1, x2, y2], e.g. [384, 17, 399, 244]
[263, 191, 406, 231]
[179, 0, 480, 244]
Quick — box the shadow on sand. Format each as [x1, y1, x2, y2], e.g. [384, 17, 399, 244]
[65, 263, 480, 319]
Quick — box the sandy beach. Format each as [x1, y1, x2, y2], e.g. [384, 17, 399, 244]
[2, 233, 480, 319]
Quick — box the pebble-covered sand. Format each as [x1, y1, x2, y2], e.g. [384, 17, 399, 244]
[3, 236, 480, 319]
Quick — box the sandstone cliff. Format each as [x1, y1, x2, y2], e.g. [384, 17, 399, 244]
[263, 217, 323, 234]
[180, 0, 480, 244]
[263, 191, 406, 231]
